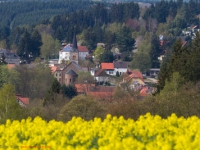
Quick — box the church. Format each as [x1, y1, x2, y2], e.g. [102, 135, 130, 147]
[58, 33, 79, 64]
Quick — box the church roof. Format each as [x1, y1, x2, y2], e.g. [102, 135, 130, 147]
[62, 44, 74, 52]
[66, 69, 78, 75]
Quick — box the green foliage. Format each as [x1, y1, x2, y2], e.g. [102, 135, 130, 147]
[0, 84, 25, 123]
[99, 50, 114, 63]
[149, 34, 162, 68]
[40, 34, 60, 59]
[94, 46, 105, 60]
[58, 95, 106, 122]
[116, 26, 135, 52]
[61, 84, 77, 99]
[31, 29, 42, 58]
[0, 65, 20, 89]
[76, 71, 95, 85]
[130, 52, 151, 73]
[14, 64, 54, 99]
[116, 71, 120, 77]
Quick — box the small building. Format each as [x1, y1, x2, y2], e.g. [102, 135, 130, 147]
[78, 46, 89, 60]
[16, 94, 29, 107]
[0, 49, 20, 65]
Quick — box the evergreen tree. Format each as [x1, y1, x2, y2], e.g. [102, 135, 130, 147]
[18, 30, 32, 58]
[31, 29, 42, 58]
[149, 34, 162, 68]
[188, 32, 200, 82]
[116, 26, 135, 52]
[43, 78, 61, 106]
[99, 50, 114, 63]
[61, 84, 77, 99]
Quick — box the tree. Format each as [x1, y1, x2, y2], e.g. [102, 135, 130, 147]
[76, 71, 95, 85]
[99, 50, 114, 63]
[40, 34, 60, 59]
[44, 78, 61, 106]
[14, 64, 54, 99]
[116, 26, 135, 52]
[149, 34, 162, 68]
[188, 32, 200, 82]
[94, 46, 105, 60]
[31, 29, 42, 58]
[0, 84, 25, 123]
[167, 38, 190, 82]
[18, 30, 32, 57]
[58, 95, 105, 122]
[0, 65, 20, 89]
[61, 84, 77, 99]
[130, 52, 151, 73]
[0, 40, 8, 49]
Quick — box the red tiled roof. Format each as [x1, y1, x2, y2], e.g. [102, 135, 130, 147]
[78, 46, 89, 52]
[101, 63, 114, 70]
[139, 86, 148, 97]
[75, 84, 95, 93]
[7, 64, 15, 70]
[125, 70, 144, 81]
[16, 95, 29, 105]
[50, 66, 58, 73]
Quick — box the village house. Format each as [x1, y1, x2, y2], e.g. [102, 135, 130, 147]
[100, 61, 130, 76]
[16, 94, 29, 107]
[0, 49, 20, 65]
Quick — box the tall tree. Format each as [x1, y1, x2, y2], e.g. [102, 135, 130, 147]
[0, 84, 24, 123]
[61, 84, 77, 99]
[99, 50, 114, 63]
[44, 78, 61, 106]
[149, 34, 162, 68]
[31, 29, 42, 58]
[18, 30, 32, 57]
[188, 32, 200, 82]
[116, 26, 135, 52]
[130, 52, 151, 73]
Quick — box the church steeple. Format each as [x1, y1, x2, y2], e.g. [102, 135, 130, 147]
[72, 32, 78, 51]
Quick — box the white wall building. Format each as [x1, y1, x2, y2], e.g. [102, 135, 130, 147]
[78, 46, 89, 60]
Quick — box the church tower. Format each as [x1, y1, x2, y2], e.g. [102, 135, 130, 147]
[70, 32, 79, 64]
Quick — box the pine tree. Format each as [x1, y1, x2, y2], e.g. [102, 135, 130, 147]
[149, 34, 162, 68]
[188, 31, 200, 82]
[31, 29, 42, 58]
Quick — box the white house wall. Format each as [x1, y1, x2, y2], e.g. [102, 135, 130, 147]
[79, 52, 88, 60]
[114, 68, 127, 75]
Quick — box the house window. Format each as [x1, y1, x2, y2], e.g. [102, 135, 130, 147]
[55, 73, 57, 76]
[109, 71, 113, 74]
[70, 78, 72, 82]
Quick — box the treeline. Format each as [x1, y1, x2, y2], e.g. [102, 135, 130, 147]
[0, 0, 93, 28]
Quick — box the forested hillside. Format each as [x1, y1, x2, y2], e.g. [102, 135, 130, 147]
[0, 0, 94, 28]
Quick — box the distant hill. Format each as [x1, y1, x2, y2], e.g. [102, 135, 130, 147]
[0, 0, 94, 28]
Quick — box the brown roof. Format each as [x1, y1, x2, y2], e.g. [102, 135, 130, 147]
[114, 61, 130, 68]
[95, 69, 109, 77]
[124, 70, 144, 82]
[78, 46, 89, 52]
